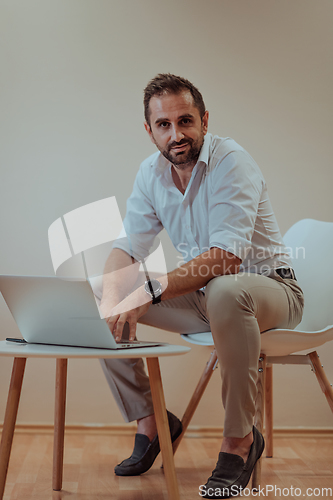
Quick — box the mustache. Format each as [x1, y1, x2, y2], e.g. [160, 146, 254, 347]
[167, 138, 192, 151]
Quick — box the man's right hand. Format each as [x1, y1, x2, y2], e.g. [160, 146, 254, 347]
[100, 248, 141, 340]
[101, 285, 152, 341]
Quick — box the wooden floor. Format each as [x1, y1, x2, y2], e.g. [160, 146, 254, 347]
[2, 431, 333, 499]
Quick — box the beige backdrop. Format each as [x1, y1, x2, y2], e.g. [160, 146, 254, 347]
[0, 0, 332, 430]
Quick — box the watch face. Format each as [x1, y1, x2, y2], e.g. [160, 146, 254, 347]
[145, 279, 162, 297]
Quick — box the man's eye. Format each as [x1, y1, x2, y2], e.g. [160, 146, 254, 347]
[181, 118, 191, 125]
[159, 122, 169, 128]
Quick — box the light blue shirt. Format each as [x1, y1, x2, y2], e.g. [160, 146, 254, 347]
[114, 133, 292, 275]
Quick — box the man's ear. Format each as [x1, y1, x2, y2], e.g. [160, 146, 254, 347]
[202, 110, 209, 135]
[144, 121, 155, 144]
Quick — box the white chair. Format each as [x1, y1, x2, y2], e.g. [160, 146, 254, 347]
[174, 219, 333, 487]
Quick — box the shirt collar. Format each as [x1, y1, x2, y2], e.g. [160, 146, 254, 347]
[197, 132, 211, 167]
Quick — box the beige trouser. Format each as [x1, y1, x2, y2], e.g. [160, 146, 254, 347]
[93, 271, 304, 438]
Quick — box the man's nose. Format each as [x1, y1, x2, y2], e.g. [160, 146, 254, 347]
[170, 125, 184, 142]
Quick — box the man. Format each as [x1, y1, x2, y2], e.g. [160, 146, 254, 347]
[96, 74, 304, 498]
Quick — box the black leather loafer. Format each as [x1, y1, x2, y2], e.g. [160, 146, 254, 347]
[114, 411, 182, 476]
[201, 426, 265, 499]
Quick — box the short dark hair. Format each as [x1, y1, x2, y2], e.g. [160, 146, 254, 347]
[143, 73, 206, 126]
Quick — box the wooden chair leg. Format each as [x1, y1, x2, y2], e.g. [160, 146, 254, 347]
[173, 349, 218, 454]
[264, 364, 273, 457]
[0, 357, 26, 500]
[252, 354, 266, 490]
[308, 351, 333, 413]
[52, 358, 68, 491]
[147, 357, 180, 500]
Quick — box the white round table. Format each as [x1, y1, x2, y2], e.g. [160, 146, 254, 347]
[0, 340, 190, 500]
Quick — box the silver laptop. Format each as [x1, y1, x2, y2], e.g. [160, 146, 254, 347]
[0, 275, 166, 350]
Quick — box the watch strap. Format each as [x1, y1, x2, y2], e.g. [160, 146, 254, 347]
[152, 293, 162, 305]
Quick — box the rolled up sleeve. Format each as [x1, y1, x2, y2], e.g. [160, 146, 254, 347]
[208, 151, 263, 262]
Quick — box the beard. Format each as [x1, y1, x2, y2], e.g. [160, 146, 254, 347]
[153, 132, 205, 170]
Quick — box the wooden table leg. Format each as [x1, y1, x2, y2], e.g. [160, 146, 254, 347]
[52, 358, 68, 491]
[146, 357, 180, 500]
[0, 357, 26, 500]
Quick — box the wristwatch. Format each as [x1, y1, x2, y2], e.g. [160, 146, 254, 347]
[144, 278, 162, 304]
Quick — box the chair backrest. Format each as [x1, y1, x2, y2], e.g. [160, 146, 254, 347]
[283, 219, 333, 332]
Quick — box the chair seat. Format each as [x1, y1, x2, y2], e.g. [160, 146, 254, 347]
[182, 325, 333, 357]
[181, 332, 214, 346]
[260, 324, 333, 356]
